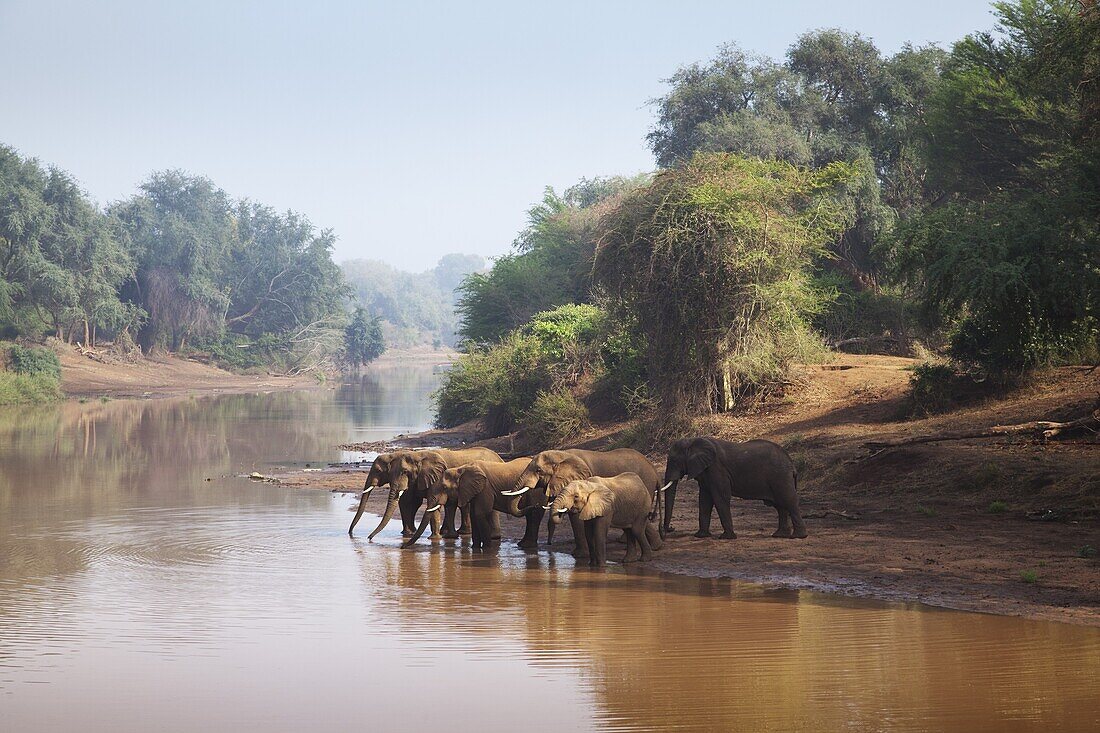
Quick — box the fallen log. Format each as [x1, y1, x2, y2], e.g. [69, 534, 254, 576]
[856, 401, 1099, 458]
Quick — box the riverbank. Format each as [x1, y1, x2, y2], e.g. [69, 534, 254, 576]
[284, 354, 1100, 626]
[57, 345, 458, 399]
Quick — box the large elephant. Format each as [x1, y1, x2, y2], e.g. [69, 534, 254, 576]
[662, 437, 806, 539]
[552, 473, 662, 565]
[353, 447, 503, 540]
[347, 450, 408, 535]
[403, 457, 531, 549]
[506, 448, 659, 557]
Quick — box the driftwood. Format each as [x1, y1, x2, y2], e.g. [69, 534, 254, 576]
[857, 400, 1099, 459]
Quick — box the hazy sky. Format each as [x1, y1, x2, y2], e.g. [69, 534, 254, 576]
[1, 1, 996, 271]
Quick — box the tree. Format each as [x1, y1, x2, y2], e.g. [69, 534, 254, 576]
[891, 0, 1099, 373]
[344, 307, 385, 369]
[593, 154, 851, 414]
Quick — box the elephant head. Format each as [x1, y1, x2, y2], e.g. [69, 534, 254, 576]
[665, 437, 716, 482]
[402, 464, 478, 548]
[365, 450, 447, 541]
[506, 450, 591, 514]
[660, 437, 716, 530]
[552, 480, 613, 521]
[348, 452, 399, 534]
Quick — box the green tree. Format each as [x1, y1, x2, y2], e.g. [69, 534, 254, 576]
[891, 0, 1099, 373]
[344, 307, 385, 369]
[593, 154, 850, 414]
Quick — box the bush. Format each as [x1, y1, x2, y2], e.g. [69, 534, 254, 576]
[522, 389, 590, 449]
[433, 332, 551, 435]
[8, 345, 61, 380]
[0, 372, 62, 404]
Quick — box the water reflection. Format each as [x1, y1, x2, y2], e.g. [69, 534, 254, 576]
[0, 366, 1098, 732]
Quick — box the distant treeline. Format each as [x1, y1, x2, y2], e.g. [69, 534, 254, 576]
[343, 254, 485, 349]
[439, 0, 1099, 444]
[0, 153, 370, 372]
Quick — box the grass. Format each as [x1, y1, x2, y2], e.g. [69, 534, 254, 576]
[988, 500, 1008, 514]
[916, 504, 937, 517]
[1078, 545, 1097, 559]
[0, 372, 63, 405]
[1019, 569, 1039, 584]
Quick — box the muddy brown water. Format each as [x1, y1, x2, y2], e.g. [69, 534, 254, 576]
[1, 365, 1097, 732]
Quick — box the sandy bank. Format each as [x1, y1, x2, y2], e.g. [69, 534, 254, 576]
[281, 355, 1100, 627]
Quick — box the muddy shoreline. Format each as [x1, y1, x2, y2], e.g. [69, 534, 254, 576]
[288, 356, 1100, 628]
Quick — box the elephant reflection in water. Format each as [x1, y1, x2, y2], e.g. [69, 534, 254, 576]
[350, 543, 820, 731]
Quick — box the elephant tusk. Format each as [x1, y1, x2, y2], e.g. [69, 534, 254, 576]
[363, 486, 374, 494]
[556, 507, 568, 514]
[397, 489, 406, 498]
[658, 481, 673, 493]
[501, 487, 530, 496]
[542, 504, 553, 510]
[425, 504, 441, 513]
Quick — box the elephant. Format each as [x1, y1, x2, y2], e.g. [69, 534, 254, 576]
[662, 437, 806, 539]
[506, 448, 659, 558]
[352, 447, 503, 540]
[403, 457, 531, 549]
[347, 450, 408, 535]
[552, 473, 662, 565]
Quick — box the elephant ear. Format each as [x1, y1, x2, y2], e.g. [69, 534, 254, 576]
[416, 452, 447, 491]
[548, 456, 590, 495]
[685, 438, 716, 478]
[579, 480, 613, 521]
[456, 466, 486, 507]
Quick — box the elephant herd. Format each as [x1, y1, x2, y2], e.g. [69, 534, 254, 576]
[347, 437, 807, 565]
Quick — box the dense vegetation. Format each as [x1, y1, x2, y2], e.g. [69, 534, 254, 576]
[342, 253, 484, 348]
[0, 154, 367, 375]
[0, 343, 61, 404]
[438, 0, 1099, 445]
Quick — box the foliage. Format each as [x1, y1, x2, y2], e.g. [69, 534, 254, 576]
[647, 35, 946, 286]
[456, 178, 646, 345]
[889, 0, 1099, 375]
[593, 154, 849, 414]
[342, 254, 484, 349]
[0, 372, 62, 405]
[0, 146, 142, 344]
[344, 307, 385, 369]
[433, 331, 551, 434]
[521, 389, 590, 449]
[7, 344, 61, 379]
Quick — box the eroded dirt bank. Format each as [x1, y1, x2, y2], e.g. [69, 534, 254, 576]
[282, 355, 1100, 626]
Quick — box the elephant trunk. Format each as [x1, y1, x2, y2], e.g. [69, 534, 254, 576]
[348, 487, 375, 534]
[367, 487, 401, 540]
[662, 480, 679, 532]
[401, 505, 438, 548]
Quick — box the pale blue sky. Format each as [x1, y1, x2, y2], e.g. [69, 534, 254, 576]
[1, 1, 995, 270]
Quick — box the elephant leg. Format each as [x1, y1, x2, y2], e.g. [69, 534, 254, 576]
[622, 528, 641, 563]
[475, 512, 495, 550]
[635, 519, 653, 561]
[772, 507, 793, 538]
[398, 491, 419, 536]
[584, 520, 597, 566]
[645, 522, 663, 551]
[519, 507, 543, 549]
[458, 505, 472, 536]
[490, 510, 501, 541]
[429, 505, 443, 540]
[695, 488, 714, 538]
[570, 512, 590, 560]
[591, 516, 609, 566]
[546, 511, 557, 545]
[788, 500, 808, 539]
[441, 503, 459, 539]
[714, 495, 737, 539]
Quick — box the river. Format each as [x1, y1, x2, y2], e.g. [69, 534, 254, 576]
[1, 363, 1097, 732]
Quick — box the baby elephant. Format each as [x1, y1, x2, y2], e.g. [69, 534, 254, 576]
[553, 473, 662, 566]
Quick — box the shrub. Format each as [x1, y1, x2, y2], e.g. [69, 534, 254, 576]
[8, 345, 61, 380]
[0, 372, 62, 404]
[1019, 570, 1038, 584]
[988, 500, 1008, 514]
[433, 332, 550, 435]
[522, 389, 590, 449]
